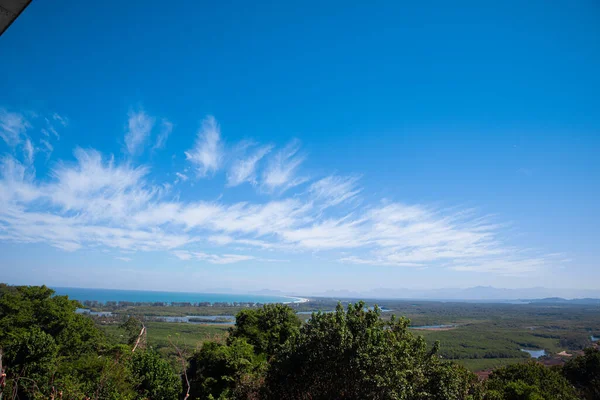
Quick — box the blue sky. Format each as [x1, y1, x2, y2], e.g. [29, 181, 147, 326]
[0, 1, 599, 294]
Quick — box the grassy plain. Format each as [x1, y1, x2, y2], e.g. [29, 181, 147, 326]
[101, 321, 229, 349]
[100, 321, 229, 368]
[91, 298, 600, 372]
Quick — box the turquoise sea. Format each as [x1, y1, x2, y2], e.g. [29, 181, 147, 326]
[52, 287, 300, 304]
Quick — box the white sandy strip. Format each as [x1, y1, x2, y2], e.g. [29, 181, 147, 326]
[283, 296, 310, 304]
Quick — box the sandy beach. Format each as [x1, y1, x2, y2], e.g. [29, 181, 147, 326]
[285, 296, 310, 304]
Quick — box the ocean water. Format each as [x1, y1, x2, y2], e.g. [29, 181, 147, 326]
[53, 287, 300, 304]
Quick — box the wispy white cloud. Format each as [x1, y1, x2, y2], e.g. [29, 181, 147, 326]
[38, 114, 65, 144]
[53, 113, 69, 127]
[42, 123, 60, 140]
[153, 119, 173, 150]
[174, 172, 189, 184]
[208, 234, 281, 250]
[0, 145, 187, 253]
[261, 139, 307, 192]
[208, 235, 234, 245]
[227, 143, 273, 187]
[172, 250, 193, 260]
[172, 250, 254, 264]
[115, 256, 132, 262]
[23, 138, 35, 165]
[0, 155, 38, 204]
[0, 109, 30, 147]
[0, 109, 561, 275]
[40, 139, 54, 157]
[125, 109, 155, 155]
[185, 115, 222, 177]
[48, 148, 155, 221]
[339, 255, 423, 268]
[309, 175, 361, 207]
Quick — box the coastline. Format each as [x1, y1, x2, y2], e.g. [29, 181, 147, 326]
[284, 296, 310, 304]
[53, 286, 305, 305]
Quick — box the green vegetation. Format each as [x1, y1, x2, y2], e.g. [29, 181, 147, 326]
[130, 350, 182, 400]
[229, 303, 301, 356]
[416, 324, 561, 368]
[1, 284, 600, 399]
[187, 338, 265, 399]
[261, 303, 482, 399]
[486, 362, 579, 399]
[87, 295, 600, 373]
[101, 321, 229, 372]
[455, 358, 530, 372]
[400, 302, 599, 371]
[98, 304, 248, 318]
[101, 321, 228, 351]
[0, 284, 181, 399]
[562, 348, 600, 399]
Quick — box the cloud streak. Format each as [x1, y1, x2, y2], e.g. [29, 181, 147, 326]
[261, 139, 307, 192]
[173, 250, 255, 264]
[0, 109, 30, 147]
[227, 143, 273, 187]
[185, 115, 222, 177]
[309, 175, 361, 207]
[153, 119, 173, 150]
[23, 138, 35, 164]
[0, 109, 561, 275]
[125, 110, 155, 155]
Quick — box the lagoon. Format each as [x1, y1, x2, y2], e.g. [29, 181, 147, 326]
[521, 349, 546, 358]
[160, 315, 236, 325]
[75, 308, 113, 317]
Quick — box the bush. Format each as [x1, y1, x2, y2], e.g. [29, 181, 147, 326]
[486, 361, 578, 400]
[263, 302, 482, 399]
[187, 338, 265, 400]
[562, 347, 600, 400]
[130, 350, 182, 400]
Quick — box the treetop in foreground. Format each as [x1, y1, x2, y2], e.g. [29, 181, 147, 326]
[2, 284, 599, 400]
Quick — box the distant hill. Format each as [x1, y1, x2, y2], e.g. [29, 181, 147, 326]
[527, 297, 600, 305]
[313, 286, 600, 302]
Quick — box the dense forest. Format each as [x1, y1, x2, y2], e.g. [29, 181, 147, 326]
[1, 285, 599, 399]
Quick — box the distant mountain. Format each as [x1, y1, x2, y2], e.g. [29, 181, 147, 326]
[312, 286, 600, 301]
[528, 297, 600, 305]
[528, 297, 567, 303]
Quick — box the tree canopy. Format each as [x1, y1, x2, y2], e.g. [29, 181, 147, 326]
[2, 284, 599, 400]
[485, 361, 579, 400]
[228, 303, 301, 357]
[0, 285, 181, 400]
[562, 347, 600, 400]
[262, 302, 482, 399]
